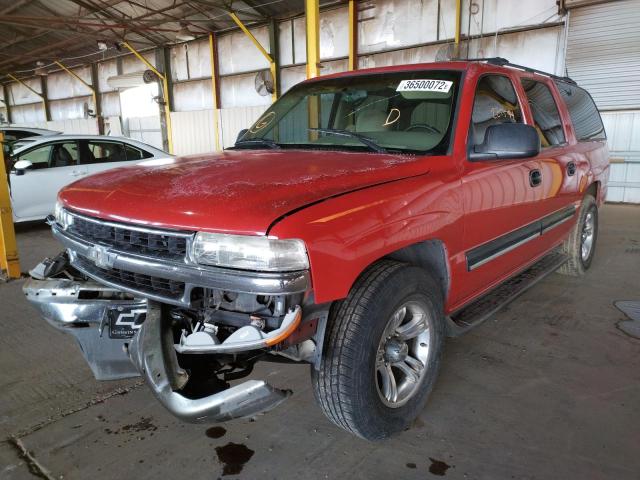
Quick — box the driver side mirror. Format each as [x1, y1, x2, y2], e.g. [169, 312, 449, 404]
[13, 159, 32, 176]
[469, 123, 540, 161]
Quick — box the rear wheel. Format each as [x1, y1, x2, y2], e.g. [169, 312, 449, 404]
[311, 260, 445, 440]
[558, 194, 598, 276]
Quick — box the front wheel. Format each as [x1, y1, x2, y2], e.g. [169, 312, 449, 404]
[311, 260, 445, 440]
[558, 194, 598, 276]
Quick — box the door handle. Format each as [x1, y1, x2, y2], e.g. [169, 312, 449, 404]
[567, 162, 576, 176]
[71, 170, 85, 177]
[529, 169, 542, 187]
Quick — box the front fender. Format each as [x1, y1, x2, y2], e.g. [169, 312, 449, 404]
[269, 173, 464, 304]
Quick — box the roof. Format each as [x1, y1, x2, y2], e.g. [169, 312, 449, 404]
[302, 58, 576, 85]
[0, 0, 337, 79]
[11, 133, 171, 155]
[0, 126, 60, 135]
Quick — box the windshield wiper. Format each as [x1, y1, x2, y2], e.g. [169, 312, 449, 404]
[308, 128, 388, 153]
[234, 138, 281, 149]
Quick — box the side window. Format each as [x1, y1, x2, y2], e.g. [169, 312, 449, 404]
[50, 142, 79, 168]
[18, 145, 53, 170]
[470, 75, 523, 146]
[521, 79, 566, 147]
[11, 130, 34, 140]
[85, 141, 126, 164]
[124, 144, 153, 161]
[554, 81, 606, 141]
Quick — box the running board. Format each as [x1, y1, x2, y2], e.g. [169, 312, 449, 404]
[446, 251, 568, 336]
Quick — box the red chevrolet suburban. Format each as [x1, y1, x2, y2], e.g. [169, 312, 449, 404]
[25, 58, 609, 440]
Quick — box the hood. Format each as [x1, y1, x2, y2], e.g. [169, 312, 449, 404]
[59, 149, 429, 235]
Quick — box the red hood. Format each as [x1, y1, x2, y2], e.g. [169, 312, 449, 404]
[59, 149, 429, 235]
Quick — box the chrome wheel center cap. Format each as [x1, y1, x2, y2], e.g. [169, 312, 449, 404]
[384, 337, 409, 364]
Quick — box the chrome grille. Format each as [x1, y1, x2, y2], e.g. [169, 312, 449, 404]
[67, 212, 191, 261]
[76, 255, 185, 299]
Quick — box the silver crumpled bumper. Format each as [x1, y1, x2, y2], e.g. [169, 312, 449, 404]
[24, 275, 292, 423]
[128, 301, 291, 423]
[23, 277, 145, 380]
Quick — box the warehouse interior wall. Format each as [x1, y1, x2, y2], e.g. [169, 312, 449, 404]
[1, 0, 636, 202]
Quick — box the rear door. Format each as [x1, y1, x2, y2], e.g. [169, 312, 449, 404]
[80, 140, 144, 176]
[11, 141, 81, 220]
[519, 75, 578, 250]
[458, 73, 546, 303]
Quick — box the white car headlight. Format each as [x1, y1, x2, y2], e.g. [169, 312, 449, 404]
[192, 232, 309, 272]
[54, 201, 74, 230]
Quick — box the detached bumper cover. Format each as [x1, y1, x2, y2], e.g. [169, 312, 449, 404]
[128, 302, 291, 423]
[23, 277, 145, 380]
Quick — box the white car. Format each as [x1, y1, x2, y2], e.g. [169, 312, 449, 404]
[8, 135, 172, 222]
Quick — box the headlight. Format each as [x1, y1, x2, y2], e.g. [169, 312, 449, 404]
[192, 232, 309, 271]
[54, 201, 74, 230]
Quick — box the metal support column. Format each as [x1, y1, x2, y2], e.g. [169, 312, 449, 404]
[453, 0, 462, 58]
[1, 85, 11, 123]
[348, 0, 358, 71]
[89, 63, 104, 134]
[208, 32, 221, 151]
[268, 18, 280, 98]
[305, 0, 321, 79]
[122, 42, 174, 154]
[0, 132, 20, 280]
[40, 76, 51, 121]
[228, 12, 278, 103]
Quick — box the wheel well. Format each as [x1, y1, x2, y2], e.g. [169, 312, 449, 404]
[585, 181, 599, 201]
[383, 239, 450, 300]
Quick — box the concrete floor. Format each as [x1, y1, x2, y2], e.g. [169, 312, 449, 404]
[1, 204, 639, 480]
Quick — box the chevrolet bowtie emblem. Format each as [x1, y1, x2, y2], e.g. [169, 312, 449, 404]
[88, 244, 117, 269]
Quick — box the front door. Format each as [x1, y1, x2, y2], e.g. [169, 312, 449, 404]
[11, 141, 81, 221]
[457, 73, 546, 305]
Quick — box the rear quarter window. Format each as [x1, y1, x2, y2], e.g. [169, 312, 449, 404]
[554, 81, 606, 142]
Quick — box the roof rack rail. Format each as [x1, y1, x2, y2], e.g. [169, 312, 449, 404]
[462, 57, 577, 85]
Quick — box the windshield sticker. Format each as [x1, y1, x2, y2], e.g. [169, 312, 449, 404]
[249, 111, 276, 133]
[396, 80, 452, 93]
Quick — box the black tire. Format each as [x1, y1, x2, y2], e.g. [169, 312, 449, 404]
[311, 260, 445, 440]
[558, 195, 598, 276]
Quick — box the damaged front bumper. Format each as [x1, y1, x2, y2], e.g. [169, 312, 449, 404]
[23, 261, 305, 423]
[129, 301, 291, 423]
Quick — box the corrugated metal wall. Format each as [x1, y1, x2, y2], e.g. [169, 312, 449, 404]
[601, 111, 640, 203]
[11, 118, 98, 134]
[171, 105, 267, 155]
[565, 0, 640, 203]
[565, 0, 640, 110]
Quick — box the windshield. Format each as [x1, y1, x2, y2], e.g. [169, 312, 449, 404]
[237, 70, 461, 154]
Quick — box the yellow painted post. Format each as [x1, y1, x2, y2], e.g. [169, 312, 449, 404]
[208, 33, 221, 151]
[228, 12, 278, 103]
[453, 0, 462, 59]
[7, 74, 47, 122]
[54, 60, 98, 115]
[348, 0, 358, 71]
[305, 0, 321, 79]
[122, 42, 174, 154]
[0, 132, 21, 280]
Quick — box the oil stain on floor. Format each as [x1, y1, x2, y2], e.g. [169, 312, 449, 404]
[215, 442, 255, 476]
[428, 457, 452, 476]
[205, 426, 227, 439]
